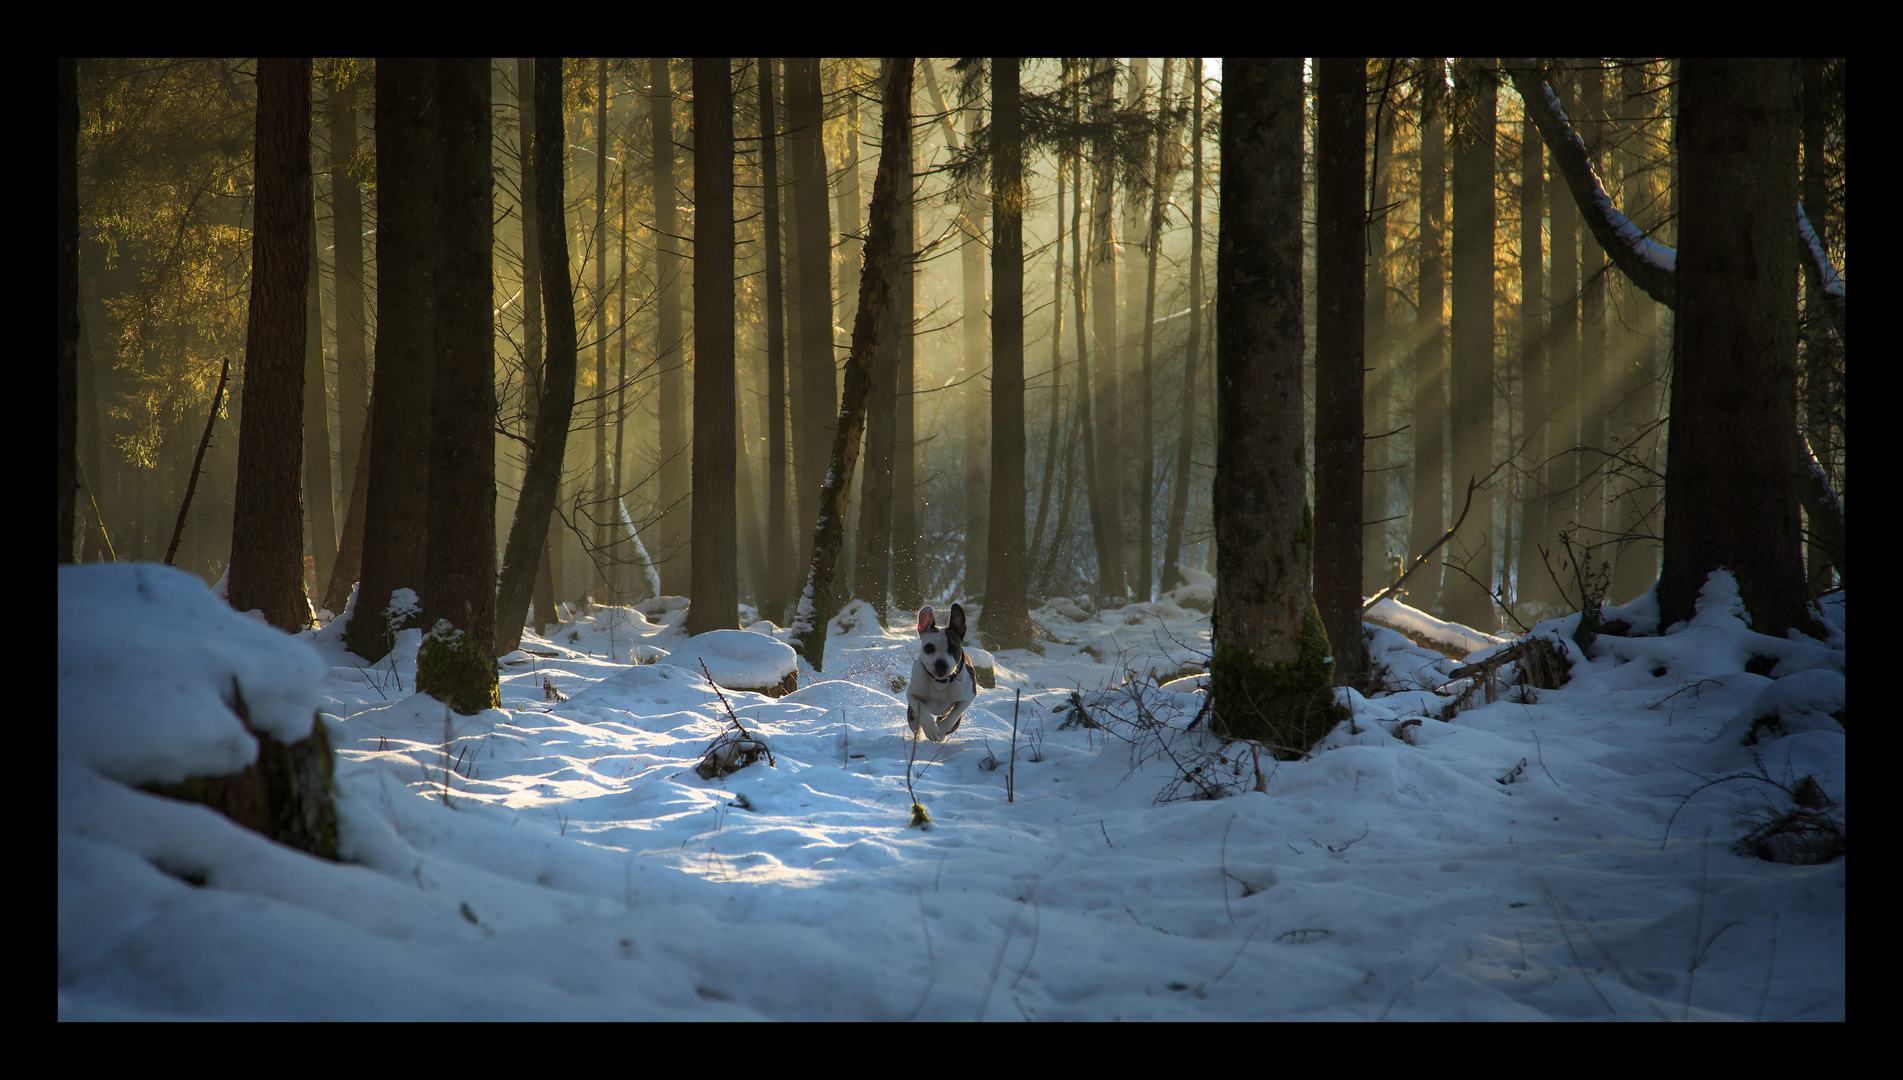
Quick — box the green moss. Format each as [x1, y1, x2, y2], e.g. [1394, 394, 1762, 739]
[416, 619, 501, 716]
[1209, 596, 1345, 760]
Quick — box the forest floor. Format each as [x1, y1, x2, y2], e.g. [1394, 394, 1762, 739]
[58, 564, 1844, 1020]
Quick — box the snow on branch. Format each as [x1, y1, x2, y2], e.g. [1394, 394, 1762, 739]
[1507, 61, 1677, 309]
[1797, 200, 1847, 339]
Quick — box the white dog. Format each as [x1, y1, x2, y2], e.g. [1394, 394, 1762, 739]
[906, 604, 976, 742]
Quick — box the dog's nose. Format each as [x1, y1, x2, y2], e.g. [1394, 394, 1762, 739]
[934, 658, 949, 676]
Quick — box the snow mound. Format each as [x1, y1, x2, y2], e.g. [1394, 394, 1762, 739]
[1365, 597, 1508, 657]
[780, 679, 905, 712]
[59, 563, 324, 786]
[655, 629, 798, 691]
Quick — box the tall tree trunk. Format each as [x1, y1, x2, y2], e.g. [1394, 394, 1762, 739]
[1160, 59, 1204, 594]
[1544, 67, 1580, 602]
[494, 57, 581, 658]
[791, 58, 912, 669]
[591, 57, 613, 603]
[419, 57, 498, 712]
[835, 64, 865, 341]
[1072, 89, 1108, 599]
[349, 58, 436, 660]
[1030, 73, 1067, 573]
[686, 58, 738, 635]
[230, 57, 314, 633]
[1611, 60, 1661, 605]
[1363, 64, 1395, 594]
[891, 90, 923, 613]
[1660, 58, 1815, 637]
[760, 58, 792, 623]
[60, 57, 79, 563]
[653, 57, 690, 596]
[1443, 58, 1497, 631]
[958, 70, 990, 601]
[1119, 58, 1150, 595]
[853, 72, 899, 620]
[787, 58, 837, 584]
[1516, 114, 1551, 609]
[1136, 57, 1177, 603]
[1577, 63, 1608, 552]
[1087, 57, 1126, 599]
[303, 193, 337, 599]
[1210, 57, 1335, 756]
[329, 69, 369, 563]
[512, 59, 558, 634]
[1408, 71, 1447, 609]
[982, 56, 1033, 650]
[1316, 57, 1368, 684]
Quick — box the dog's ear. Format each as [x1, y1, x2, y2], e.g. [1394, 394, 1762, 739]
[917, 606, 936, 635]
[948, 603, 967, 641]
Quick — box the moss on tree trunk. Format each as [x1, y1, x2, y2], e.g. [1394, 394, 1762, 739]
[144, 680, 340, 860]
[417, 619, 500, 715]
[1209, 595, 1344, 759]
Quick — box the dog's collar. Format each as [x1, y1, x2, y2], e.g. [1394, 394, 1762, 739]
[927, 645, 969, 685]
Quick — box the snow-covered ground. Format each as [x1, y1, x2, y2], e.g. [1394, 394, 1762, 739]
[59, 564, 1844, 1020]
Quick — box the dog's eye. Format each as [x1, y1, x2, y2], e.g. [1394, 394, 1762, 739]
[922, 643, 935, 654]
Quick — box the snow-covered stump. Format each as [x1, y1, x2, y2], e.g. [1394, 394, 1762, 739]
[59, 564, 339, 859]
[661, 629, 799, 697]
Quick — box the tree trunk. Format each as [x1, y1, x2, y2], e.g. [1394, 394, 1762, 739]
[1071, 114, 1107, 598]
[1030, 69, 1067, 574]
[760, 59, 792, 624]
[1544, 68, 1580, 603]
[329, 70, 370, 566]
[891, 91, 923, 614]
[1611, 60, 1661, 605]
[60, 57, 79, 563]
[1135, 57, 1177, 604]
[1577, 64, 1608, 552]
[791, 58, 913, 669]
[418, 57, 498, 713]
[982, 57, 1033, 650]
[835, 64, 865, 345]
[323, 398, 372, 615]
[1363, 65, 1395, 595]
[1210, 57, 1337, 757]
[1408, 73, 1447, 609]
[513, 60, 558, 634]
[1315, 56, 1368, 684]
[303, 194, 337, 599]
[787, 58, 837, 587]
[686, 58, 739, 635]
[1659, 59, 1816, 637]
[653, 57, 690, 596]
[230, 58, 314, 633]
[1087, 57, 1125, 600]
[494, 57, 581, 658]
[1442, 58, 1497, 631]
[590, 57, 613, 604]
[1160, 59, 1204, 594]
[1516, 114, 1551, 609]
[958, 73, 990, 602]
[1119, 58, 1150, 597]
[348, 58, 437, 659]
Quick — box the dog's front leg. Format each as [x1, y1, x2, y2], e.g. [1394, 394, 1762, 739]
[908, 698, 941, 742]
[935, 699, 972, 739]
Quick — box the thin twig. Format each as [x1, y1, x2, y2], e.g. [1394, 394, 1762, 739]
[165, 356, 231, 568]
[1364, 474, 1480, 615]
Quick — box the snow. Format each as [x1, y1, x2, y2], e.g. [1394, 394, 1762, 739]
[59, 564, 323, 786]
[649, 628, 797, 691]
[1797, 200, 1845, 300]
[1366, 596, 1509, 656]
[59, 568, 1844, 1020]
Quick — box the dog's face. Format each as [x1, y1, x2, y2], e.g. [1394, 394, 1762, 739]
[914, 603, 968, 682]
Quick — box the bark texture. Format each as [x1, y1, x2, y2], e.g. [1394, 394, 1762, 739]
[1408, 78, 1447, 607]
[493, 58, 581, 657]
[982, 57, 1033, 650]
[230, 57, 315, 634]
[1210, 58, 1338, 757]
[1315, 56, 1368, 684]
[1659, 59, 1816, 637]
[349, 58, 435, 660]
[791, 58, 913, 670]
[1442, 59, 1497, 631]
[686, 58, 738, 635]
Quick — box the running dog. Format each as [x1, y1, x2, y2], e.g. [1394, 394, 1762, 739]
[906, 604, 976, 742]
